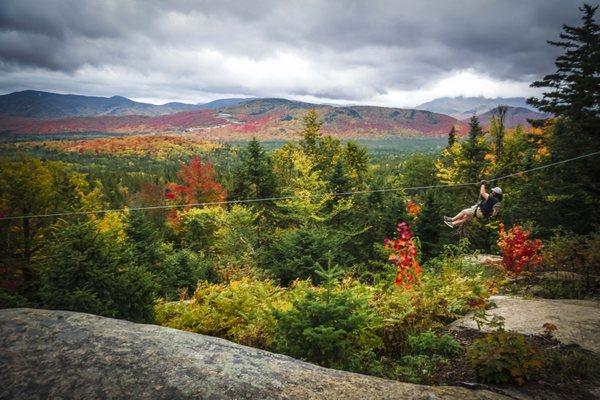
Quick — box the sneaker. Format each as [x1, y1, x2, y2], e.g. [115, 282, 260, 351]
[444, 220, 454, 228]
[444, 216, 452, 222]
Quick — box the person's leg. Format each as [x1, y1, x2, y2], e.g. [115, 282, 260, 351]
[452, 215, 471, 226]
[451, 210, 468, 221]
[452, 206, 475, 221]
[446, 206, 475, 226]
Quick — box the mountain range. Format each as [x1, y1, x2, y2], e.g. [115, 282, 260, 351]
[472, 106, 551, 127]
[416, 96, 534, 118]
[0, 90, 251, 118]
[0, 91, 550, 137]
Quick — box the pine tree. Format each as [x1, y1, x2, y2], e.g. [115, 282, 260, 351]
[447, 125, 457, 148]
[299, 109, 323, 157]
[328, 161, 350, 194]
[124, 211, 162, 271]
[38, 220, 156, 323]
[461, 115, 489, 183]
[231, 138, 278, 200]
[468, 115, 484, 143]
[528, 4, 600, 132]
[274, 261, 380, 369]
[526, 4, 600, 233]
[415, 192, 442, 258]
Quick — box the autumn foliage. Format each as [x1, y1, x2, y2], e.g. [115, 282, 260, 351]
[166, 156, 226, 206]
[497, 224, 543, 275]
[406, 199, 422, 219]
[384, 222, 422, 287]
[164, 156, 227, 227]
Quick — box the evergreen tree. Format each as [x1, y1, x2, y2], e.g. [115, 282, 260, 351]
[461, 115, 489, 183]
[527, 4, 600, 233]
[38, 220, 156, 323]
[124, 211, 162, 270]
[528, 4, 600, 132]
[299, 109, 323, 157]
[343, 141, 370, 189]
[328, 160, 351, 194]
[274, 262, 380, 369]
[415, 192, 443, 258]
[231, 138, 278, 200]
[467, 115, 484, 143]
[447, 125, 457, 148]
[259, 227, 352, 285]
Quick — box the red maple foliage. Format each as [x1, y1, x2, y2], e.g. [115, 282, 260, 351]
[497, 224, 543, 275]
[167, 156, 227, 206]
[384, 222, 422, 287]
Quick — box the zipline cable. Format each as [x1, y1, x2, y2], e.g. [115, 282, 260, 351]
[1, 149, 599, 221]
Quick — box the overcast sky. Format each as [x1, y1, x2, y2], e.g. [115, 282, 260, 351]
[0, 0, 585, 107]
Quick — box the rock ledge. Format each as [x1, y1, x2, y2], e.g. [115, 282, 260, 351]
[0, 308, 510, 400]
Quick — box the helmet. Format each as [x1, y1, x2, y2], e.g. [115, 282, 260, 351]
[492, 187, 502, 195]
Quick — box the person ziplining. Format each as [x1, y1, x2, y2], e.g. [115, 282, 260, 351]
[444, 181, 503, 228]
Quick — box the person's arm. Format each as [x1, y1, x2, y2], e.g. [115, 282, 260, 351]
[479, 181, 489, 200]
[491, 203, 501, 217]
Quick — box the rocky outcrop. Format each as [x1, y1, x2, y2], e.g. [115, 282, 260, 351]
[0, 308, 510, 400]
[451, 295, 600, 353]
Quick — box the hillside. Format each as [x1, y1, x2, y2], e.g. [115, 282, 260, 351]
[0, 98, 467, 138]
[465, 106, 551, 128]
[0, 90, 252, 118]
[416, 96, 533, 118]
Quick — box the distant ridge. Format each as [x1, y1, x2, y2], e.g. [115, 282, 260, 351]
[466, 106, 551, 128]
[0, 97, 468, 137]
[197, 98, 253, 110]
[0, 90, 251, 118]
[416, 96, 534, 118]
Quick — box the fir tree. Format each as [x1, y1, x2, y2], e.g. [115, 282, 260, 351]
[461, 115, 489, 183]
[528, 4, 600, 132]
[328, 161, 351, 194]
[38, 220, 156, 323]
[447, 125, 457, 148]
[231, 138, 278, 200]
[527, 4, 600, 232]
[274, 260, 380, 369]
[468, 115, 484, 143]
[299, 109, 323, 157]
[415, 192, 442, 258]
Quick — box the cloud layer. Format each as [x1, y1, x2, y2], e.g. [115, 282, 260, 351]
[0, 0, 583, 106]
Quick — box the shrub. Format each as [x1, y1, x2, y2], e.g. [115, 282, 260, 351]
[468, 329, 543, 385]
[407, 330, 461, 358]
[159, 249, 217, 300]
[397, 330, 461, 384]
[259, 227, 352, 285]
[178, 205, 259, 266]
[400, 354, 449, 384]
[372, 255, 490, 355]
[38, 220, 156, 323]
[154, 277, 287, 349]
[274, 265, 381, 369]
[543, 232, 600, 277]
[497, 224, 543, 275]
[384, 222, 421, 287]
[0, 287, 29, 308]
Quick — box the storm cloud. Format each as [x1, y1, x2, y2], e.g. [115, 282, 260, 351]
[0, 0, 585, 106]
